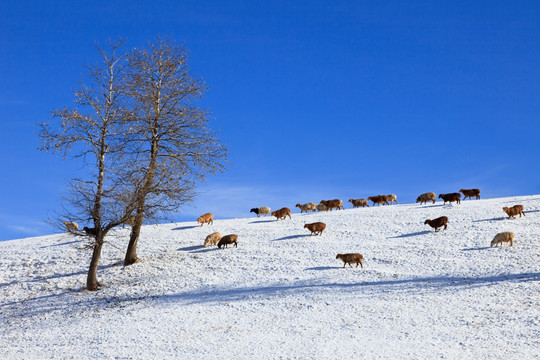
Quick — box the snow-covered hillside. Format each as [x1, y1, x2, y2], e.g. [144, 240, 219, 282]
[2, 195, 539, 359]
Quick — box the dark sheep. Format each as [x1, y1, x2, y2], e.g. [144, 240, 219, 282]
[438, 193, 461, 204]
[424, 216, 448, 231]
[218, 234, 238, 249]
[304, 222, 326, 235]
[460, 188, 481, 200]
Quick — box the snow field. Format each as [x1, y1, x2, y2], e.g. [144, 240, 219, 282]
[1, 195, 539, 359]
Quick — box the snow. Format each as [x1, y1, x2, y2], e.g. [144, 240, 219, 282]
[1, 195, 539, 359]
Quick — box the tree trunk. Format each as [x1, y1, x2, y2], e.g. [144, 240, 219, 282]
[86, 235, 104, 291]
[124, 211, 144, 265]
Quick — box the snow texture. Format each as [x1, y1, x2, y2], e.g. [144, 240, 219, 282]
[1, 195, 539, 359]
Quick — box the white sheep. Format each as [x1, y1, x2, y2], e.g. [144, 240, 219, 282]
[316, 203, 328, 212]
[63, 221, 79, 231]
[204, 232, 222, 247]
[387, 194, 398, 204]
[295, 202, 317, 213]
[490, 232, 514, 247]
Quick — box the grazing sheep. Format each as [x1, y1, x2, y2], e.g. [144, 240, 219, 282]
[63, 221, 79, 232]
[296, 202, 317, 213]
[250, 207, 271, 217]
[316, 203, 328, 212]
[416, 192, 436, 205]
[502, 205, 525, 219]
[438, 193, 461, 204]
[197, 213, 214, 227]
[368, 195, 389, 206]
[304, 222, 326, 235]
[83, 226, 98, 236]
[490, 232, 515, 247]
[424, 216, 448, 231]
[386, 194, 398, 205]
[217, 234, 238, 249]
[348, 199, 369, 208]
[460, 188, 481, 200]
[320, 199, 344, 211]
[204, 232, 222, 247]
[336, 253, 364, 268]
[271, 207, 292, 220]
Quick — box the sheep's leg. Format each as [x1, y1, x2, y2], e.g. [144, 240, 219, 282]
[343, 262, 346, 268]
[444, 224, 447, 230]
[349, 263, 353, 268]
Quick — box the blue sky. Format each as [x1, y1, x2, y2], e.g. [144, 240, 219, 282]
[1, 1, 539, 241]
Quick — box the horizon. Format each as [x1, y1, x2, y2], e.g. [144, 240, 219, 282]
[1, 1, 539, 241]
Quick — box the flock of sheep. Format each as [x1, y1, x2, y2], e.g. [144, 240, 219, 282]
[62, 188, 525, 267]
[193, 188, 525, 268]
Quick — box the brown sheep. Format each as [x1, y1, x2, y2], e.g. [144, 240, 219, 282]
[304, 222, 326, 235]
[368, 195, 389, 206]
[217, 234, 238, 249]
[438, 193, 461, 204]
[197, 213, 214, 227]
[63, 221, 79, 232]
[295, 203, 317, 213]
[490, 232, 514, 247]
[204, 232, 222, 247]
[424, 216, 448, 231]
[416, 192, 436, 205]
[336, 253, 364, 268]
[348, 199, 369, 208]
[460, 188, 481, 200]
[502, 205, 525, 219]
[320, 199, 344, 211]
[271, 207, 292, 220]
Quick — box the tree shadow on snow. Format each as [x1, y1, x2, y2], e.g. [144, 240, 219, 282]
[40, 239, 83, 248]
[387, 230, 431, 239]
[4, 272, 540, 320]
[272, 234, 311, 241]
[159, 272, 540, 305]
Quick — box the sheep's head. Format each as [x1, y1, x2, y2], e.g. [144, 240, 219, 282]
[295, 204, 301, 208]
[424, 219, 431, 225]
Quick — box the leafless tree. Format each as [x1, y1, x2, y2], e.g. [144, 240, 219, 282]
[38, 40, 136, 291]
[121, 37, 228, 265]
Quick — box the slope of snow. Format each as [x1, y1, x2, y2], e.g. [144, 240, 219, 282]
[1, 195, 539, 359]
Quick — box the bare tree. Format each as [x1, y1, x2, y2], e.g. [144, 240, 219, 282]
[122, 37, 228, 265]
[39, 40, 135, 291]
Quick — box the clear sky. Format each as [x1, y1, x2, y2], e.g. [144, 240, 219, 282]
[1, 1, 539, 241]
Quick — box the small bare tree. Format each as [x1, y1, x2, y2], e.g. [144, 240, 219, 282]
[39, 40, 135, 291]
[122, 37, 228, 265]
